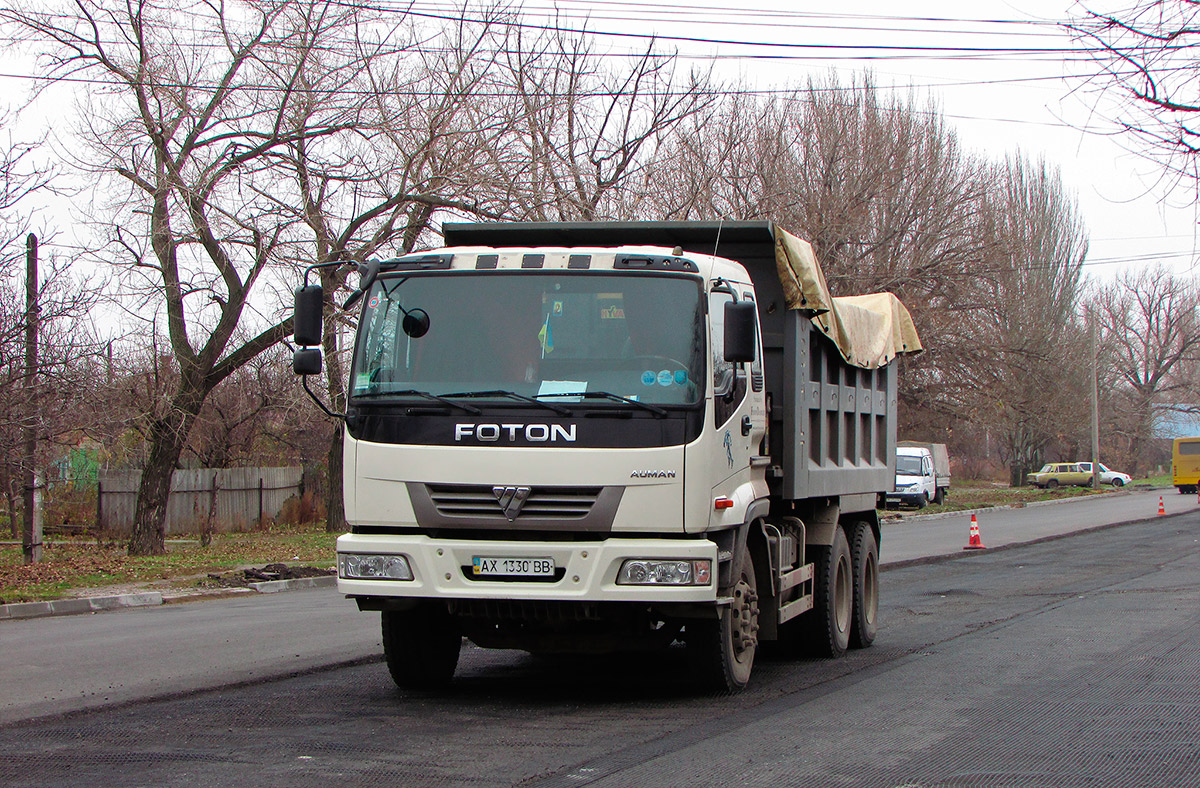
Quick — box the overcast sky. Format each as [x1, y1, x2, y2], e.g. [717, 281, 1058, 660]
[461, 0, 1198, 279]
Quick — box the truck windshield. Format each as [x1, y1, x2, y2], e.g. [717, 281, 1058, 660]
[896, 456, 924, 476]
[350, 272, 706, 406]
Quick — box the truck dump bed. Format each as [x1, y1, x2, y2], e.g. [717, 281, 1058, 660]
[442, 221, 899, 502]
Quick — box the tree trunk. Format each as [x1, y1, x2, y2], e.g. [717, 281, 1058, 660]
[325, 424, 345, 533]
[128, 398, 203, 556]
[1, 468, 16, 539]
[320, 266, 349, 534]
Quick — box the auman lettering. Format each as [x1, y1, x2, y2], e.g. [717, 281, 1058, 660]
[630, 470, 677, 478]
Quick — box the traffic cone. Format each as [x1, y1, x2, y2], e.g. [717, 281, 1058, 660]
[963, 513, 986, 550]
[1158, 496, 1166, 516]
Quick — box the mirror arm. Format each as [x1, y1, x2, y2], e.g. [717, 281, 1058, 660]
[302, 259, 346, 288]
[301, 375, 346, 421]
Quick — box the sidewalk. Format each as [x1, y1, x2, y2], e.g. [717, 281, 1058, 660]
[881, 487, 1199, 566]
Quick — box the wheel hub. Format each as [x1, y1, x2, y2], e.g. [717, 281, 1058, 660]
[731, 578, 760, 656]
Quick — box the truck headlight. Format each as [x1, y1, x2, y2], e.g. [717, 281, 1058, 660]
[617, 559, 712, 586]
[339, 553, 413, 581]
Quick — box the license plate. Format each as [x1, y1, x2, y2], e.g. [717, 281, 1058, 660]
[472, 556, 555, 577]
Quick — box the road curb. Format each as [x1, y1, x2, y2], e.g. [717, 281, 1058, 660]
[2, 575, 337, 622]
[0, 592, 164, 621]
[247, 575, 337, 594]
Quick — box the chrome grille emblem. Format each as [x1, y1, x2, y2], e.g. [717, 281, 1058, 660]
[493, 486, 532, 521]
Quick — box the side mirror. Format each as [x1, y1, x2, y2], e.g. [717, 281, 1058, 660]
[293, 347, 322, 376]
[724, 300, 757, 363]
[294, 285, 324, 346]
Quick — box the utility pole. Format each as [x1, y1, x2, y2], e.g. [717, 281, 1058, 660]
[1090, 312, 1101, 490]
[22, 233, 42, 565]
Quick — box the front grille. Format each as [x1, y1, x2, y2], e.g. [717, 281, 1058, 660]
[426, 484, 602, 521]
[408, 482, 622, 532]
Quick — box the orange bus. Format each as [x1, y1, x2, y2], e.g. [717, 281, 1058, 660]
[1173, 437, 1200, 494]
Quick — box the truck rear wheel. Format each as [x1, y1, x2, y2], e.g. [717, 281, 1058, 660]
[686, 551, 759, 692]
[848, 521, 878, 649]
[802, 526, 852, 658]
[381, 605, 461, 689]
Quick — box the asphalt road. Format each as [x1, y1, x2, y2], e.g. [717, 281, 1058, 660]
[1, 491, 1199, 787]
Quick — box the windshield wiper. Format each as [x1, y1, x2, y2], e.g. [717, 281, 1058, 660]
[537, 391, 668, 417]
[443, 389, 573, 416]
[353, 388, 481, 415]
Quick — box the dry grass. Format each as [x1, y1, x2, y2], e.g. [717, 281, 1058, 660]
[0, 522, 337, 604]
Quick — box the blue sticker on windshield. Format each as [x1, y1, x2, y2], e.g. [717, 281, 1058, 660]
[367, 295, 380, 309]
[674, 370, 688, 385]
[641, 371, 656, 386]
[657, 370, 673, 387]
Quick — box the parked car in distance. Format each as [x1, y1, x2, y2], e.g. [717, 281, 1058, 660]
[1027, 462, 1131, 488]
[1078, 462, 1132, 487]
[885, 443, 951, 508]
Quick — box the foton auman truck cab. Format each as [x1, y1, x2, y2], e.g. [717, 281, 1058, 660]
[292, 221, 921, 692]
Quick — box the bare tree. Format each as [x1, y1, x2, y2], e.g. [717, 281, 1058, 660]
[499, 24, 717, 221]
[649, 92, 799, 221]
[0, 110, 101, 539]
[1091, 265, 1200, 473]
[1068, 1, 1200, 191]
[4, 0, 392, 554]
[954, 155, 1091, 484]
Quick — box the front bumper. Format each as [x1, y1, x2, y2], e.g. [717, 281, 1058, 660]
[336, 533, 718, 603]
[884, 491, 925, 505]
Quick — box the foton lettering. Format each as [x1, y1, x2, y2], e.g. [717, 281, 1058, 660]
[454, 423, 577, 442]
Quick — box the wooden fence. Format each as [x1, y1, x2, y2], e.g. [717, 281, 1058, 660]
[96, 467, 304, 536]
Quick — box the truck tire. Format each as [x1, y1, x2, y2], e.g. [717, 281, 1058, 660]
[686, 551, 759, 693]
[933, 487, 946, 506]
[802, 526, 853, 658]
[381, 605, 461, 689]
[848, 522, 878, 649]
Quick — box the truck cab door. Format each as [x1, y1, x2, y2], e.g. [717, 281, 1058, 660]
[706, 286, 766, 516]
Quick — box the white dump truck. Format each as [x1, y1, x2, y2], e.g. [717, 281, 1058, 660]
[292, 221, 921, 692]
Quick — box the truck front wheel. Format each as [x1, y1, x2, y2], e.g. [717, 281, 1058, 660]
[686, 551, 759, 693]
[381, 604, 461, 689]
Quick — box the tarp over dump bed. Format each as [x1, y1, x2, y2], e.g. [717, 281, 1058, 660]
[773, 228, 922, 369]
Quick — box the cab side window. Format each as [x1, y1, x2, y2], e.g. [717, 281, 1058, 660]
[709, 289, 746, 427]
